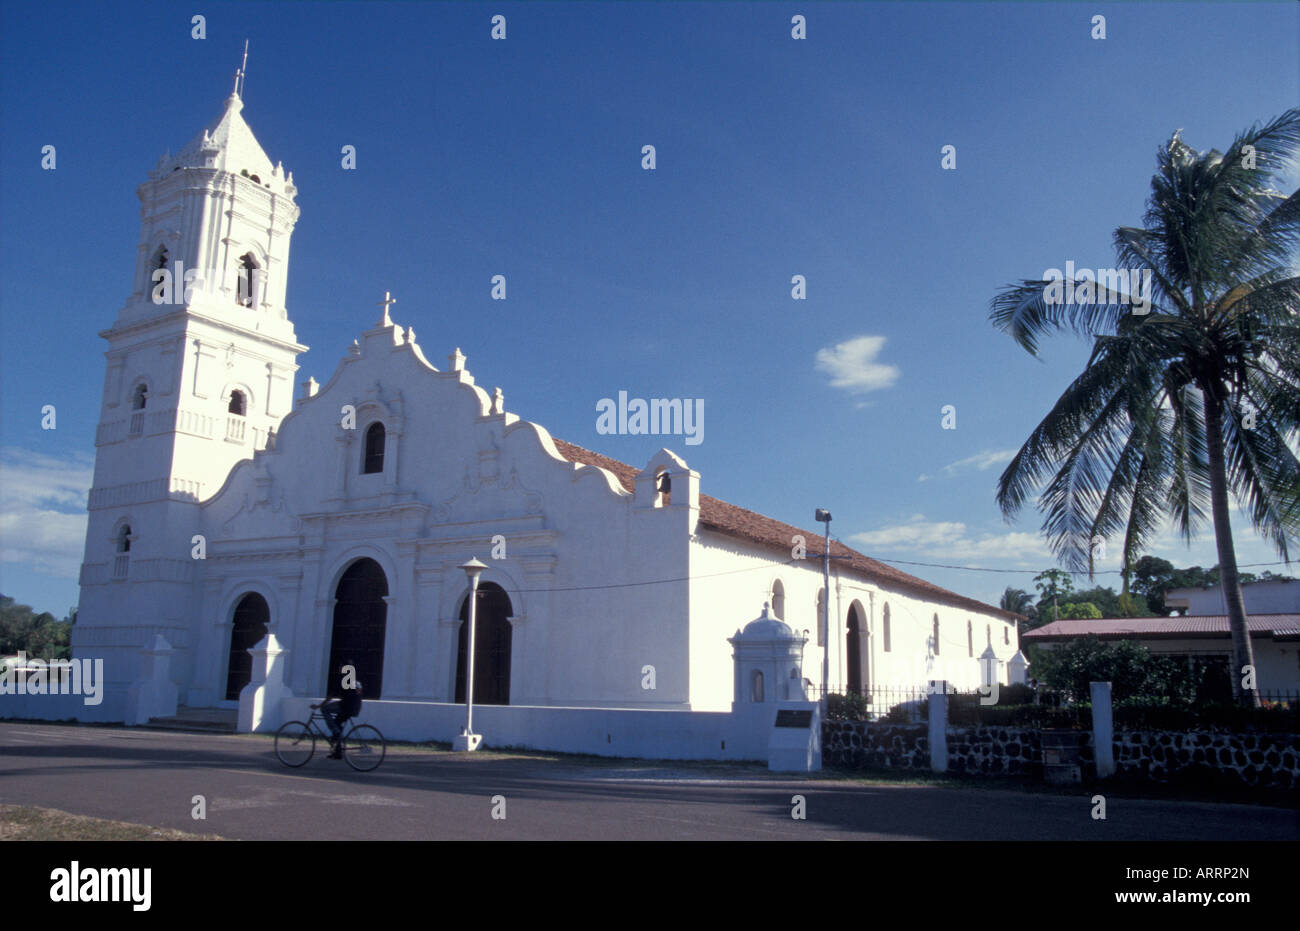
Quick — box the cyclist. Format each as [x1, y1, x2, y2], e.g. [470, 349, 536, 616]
[320, 661, 363, 759]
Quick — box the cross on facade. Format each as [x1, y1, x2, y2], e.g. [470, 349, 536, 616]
[377, 290, 396, 326]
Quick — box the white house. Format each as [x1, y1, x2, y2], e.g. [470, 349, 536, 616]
[6, 88, 1022, 743]
[1023, 615, 1300, 695]
[1164, 579, 1300, 616]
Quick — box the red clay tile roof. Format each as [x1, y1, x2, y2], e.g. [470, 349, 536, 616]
[550, 438, 1021, 622]
[1024, 614, 1300, 641]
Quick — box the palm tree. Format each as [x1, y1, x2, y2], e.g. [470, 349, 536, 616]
[989, 109, 1300, 706]
[1000, 586, 1036, 616]
[999, 586, 1038, 636]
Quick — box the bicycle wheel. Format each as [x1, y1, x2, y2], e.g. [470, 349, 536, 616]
[342, 724, 385, 772]
[275, 720, 315, 767]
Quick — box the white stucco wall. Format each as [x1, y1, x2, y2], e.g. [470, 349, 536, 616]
[1166, 580, 1300, 616]
[185, 320, 700, 711]
[687, 529, 1020, 711]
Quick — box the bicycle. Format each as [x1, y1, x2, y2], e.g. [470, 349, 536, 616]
[274, 705, 386, 772]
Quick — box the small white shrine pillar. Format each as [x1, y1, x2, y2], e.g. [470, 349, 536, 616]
[729, 603, 819, 772]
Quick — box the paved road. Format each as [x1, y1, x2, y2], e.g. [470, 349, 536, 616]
[1, 722, 1295, 841]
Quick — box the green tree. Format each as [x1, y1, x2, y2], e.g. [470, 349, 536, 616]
[1031, 636, 1221, 706]
[1032, 569, 1074, 624]
[0, 594, 71, 661]
[1131, 555, 1177, 612]
[1059, 602, 1103, 619]
[1063, 585, 1154, 617]
[990, 110, 1300, 706]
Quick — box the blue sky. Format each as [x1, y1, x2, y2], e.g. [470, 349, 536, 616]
[1, 1, 1297, 617]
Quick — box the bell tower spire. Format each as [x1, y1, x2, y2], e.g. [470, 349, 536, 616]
[76, 78, 309, 687]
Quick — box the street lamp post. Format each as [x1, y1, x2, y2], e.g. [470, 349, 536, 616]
[453, 557, 488, 752]
[815, 508, 831, 714]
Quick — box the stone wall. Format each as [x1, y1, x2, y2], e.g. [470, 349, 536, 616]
[822, 721, 927, 770]
[823, 719, 1300, 791]
[946, 726, 1043, 777]
[1113, 730, 1298, 791]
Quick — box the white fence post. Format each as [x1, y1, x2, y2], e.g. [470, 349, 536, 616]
[125, 635, 178, 725]
[929, 680, 948, 773]
[1090, 681, 1114, 778]
[238, 633, 292, 733]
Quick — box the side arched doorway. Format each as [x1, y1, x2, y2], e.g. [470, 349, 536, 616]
[225, 592, 269, 700]
[454, 582, 513, 705]
[326, 558, 389, 698]
[846, 603, 867, 695]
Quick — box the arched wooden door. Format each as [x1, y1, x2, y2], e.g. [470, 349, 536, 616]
[846, 603, 866, 695]
[326, 558, 389, 698]
[454, 582, 513, 705]
[225, 592, 269, 700]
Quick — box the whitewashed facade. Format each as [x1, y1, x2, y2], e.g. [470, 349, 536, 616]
[62, 91, 1021, 731]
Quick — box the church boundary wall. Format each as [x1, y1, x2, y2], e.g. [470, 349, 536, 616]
[279, 697, 774, 761]
[0, 692, 128, 723]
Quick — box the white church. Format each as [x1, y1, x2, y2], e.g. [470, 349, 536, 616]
[15, 84, 1025, 757]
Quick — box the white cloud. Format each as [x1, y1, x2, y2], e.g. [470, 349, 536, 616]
[941, 448, 1018, 476]
[850, 511, 1291, 581]
[849, 515, 1050, 566]
[815, 335, 900, 395]
[0, 447, 93, 579]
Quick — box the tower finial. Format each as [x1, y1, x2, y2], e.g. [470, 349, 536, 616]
[233, 39, 249, 98]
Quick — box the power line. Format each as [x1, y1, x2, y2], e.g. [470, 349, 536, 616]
[499, 555, 806, 594]
[867, 556, 1294, 577]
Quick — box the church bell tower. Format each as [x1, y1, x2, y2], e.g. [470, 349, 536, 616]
[75, 68, 307, 699]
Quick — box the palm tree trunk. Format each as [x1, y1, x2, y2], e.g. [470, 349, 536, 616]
[1201, 388, 1262, 708]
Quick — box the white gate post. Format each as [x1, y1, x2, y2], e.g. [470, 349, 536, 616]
[929, 680, 948, 773]
[238, 633, 292, 733]
[1090, 681, 1114, 778]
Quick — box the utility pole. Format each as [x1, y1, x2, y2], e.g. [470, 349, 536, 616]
[816, 509, 832, 712]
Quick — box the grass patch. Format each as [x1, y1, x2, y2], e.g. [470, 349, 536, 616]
[0, 804, 225, 841]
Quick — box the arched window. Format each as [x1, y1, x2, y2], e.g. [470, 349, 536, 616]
[882, 603, 891, 652]
[771, 579, 785, 619]
[153, 245, 169, 272]
[932, 614, 940, 655]
[132, 383, 149, 410]
[1004, 625, 1010, 645]
[228, 390, 246, 416]
[236, 253, 259, 307]
[986, 624, 992, 647]
[362, 422, 385, 473]
[750, 669, 764, 703]
[815, 589, 826, 647]
[967, 620, 973, 657]
[114, 524, 132, 579]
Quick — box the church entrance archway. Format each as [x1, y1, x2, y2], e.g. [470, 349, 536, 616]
[455, 582, 512, 705]
[225, 592, 269, 700]
[846, 603, 867, 695]
[326, 558, 388, 698]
